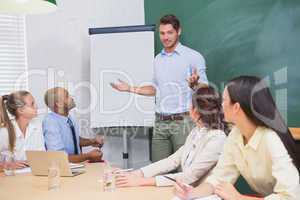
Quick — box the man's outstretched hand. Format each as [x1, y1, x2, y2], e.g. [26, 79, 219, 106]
[110, 79, 131, 92]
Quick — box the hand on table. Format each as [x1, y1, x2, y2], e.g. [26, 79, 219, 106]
[115, 170, 144, 187]
[214, 182, 242, 200]
[1, 160, 28, 170]
[14, 160, 29, 169]
[87, 149, 103, 162]
[173, 180, 194, 200]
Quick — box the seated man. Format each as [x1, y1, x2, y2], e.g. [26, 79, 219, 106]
[43, 87, 103, 163]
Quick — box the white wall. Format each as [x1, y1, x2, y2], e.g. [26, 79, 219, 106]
[26, 0, 150, 167]
[26, 0, 145, 132]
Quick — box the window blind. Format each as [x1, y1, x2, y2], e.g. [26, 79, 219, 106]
[0, 14, 28, 96]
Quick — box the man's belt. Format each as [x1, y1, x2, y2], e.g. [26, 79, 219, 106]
[155, 112, 189, 121]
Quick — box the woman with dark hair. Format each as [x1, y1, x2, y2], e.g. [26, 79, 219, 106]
[0, 91, 45, 169]
[114, 85, 227, 187]
[175, 76, 300, 200]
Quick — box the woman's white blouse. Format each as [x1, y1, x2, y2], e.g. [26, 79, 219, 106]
[0, 118, 45, 160]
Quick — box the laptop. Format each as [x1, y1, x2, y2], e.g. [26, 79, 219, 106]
[26, 151, 85, 177]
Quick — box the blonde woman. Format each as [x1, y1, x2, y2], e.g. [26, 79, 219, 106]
[0, 91, 45, 169]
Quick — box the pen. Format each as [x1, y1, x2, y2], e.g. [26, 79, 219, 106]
[189, 66, 193, 76]
[163, 175, 190, 187]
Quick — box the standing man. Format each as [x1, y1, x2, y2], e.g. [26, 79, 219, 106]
[110, 14, 208, 162]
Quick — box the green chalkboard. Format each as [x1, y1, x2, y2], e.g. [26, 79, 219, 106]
[145, 0, 300, 126]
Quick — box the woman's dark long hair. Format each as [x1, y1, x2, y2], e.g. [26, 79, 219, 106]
[192, 85, 229, 134]
[226, 76, 300, 173]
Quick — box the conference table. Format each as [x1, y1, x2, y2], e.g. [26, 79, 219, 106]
[0, 163, 174, 200]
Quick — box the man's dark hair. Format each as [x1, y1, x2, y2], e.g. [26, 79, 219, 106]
[159, 14, 180, 31]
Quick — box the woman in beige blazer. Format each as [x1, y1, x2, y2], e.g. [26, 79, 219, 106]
[0, 91, 45, 170]
[115, 85, 228, 187]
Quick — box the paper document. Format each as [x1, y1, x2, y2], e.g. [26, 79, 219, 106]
[15, 167, 31, 174]
[69, 163, 85, 169]
[172, 195, 221, 200]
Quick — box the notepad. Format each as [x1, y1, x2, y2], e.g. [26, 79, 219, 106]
[69, 163, 85, 169]
[193, 195, 221, 200]
[172, 195, 221, 200]
[15, 167, 32, 174]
